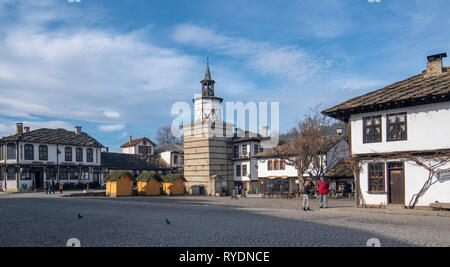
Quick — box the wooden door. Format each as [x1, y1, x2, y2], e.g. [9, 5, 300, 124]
[389, 169, 405, 205]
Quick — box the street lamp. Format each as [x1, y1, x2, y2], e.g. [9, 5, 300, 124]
[336, 125, 344, 136]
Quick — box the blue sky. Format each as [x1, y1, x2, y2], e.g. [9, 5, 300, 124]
[0, 0, 449, 151]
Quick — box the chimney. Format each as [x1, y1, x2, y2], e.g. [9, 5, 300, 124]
[75, 126, 82, 134]
[16, 123, 23, 135]
[24, 127, 30, 133]
[105, 147, 109, 153]
[129, 136, 133, 144]
[425, 53, 447, 77]
[262, 126, 269, 138]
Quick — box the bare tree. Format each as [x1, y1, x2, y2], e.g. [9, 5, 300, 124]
[308, 135, 346, 179]
[408, 153, 450, 208]
[347, 151, 450, 209]
[156, 126, 180, 145]
[272, 107, 335, 190]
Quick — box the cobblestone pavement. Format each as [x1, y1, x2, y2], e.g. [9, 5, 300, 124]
[0, 195, 449, 247]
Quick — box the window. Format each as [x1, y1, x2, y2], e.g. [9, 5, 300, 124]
[87, 149, 93, 162]
[174, 155, 178, 165]
[81, 168, 90, 180]
[368, 163, 385, 192]
[65, 147, 72, 162]
[143, 140, 147, 145]
[20, 167, 32, 180]
[274, 160, 280, 170]
[280, 160, 286, 170]
[363, 115, 382, 143]
[138, 146, 151, 155]
[24, 144, 34, 160]
[0, 145, 3, 160]
[7, 167, 16, 180]
[46, 167, 57, 180]
[39, 145, 48, 161]
[76, 148, 83, 162]
[60, 167, 68, 180]
[242, 145, 248, 156]
[236, 165, 241, 176]
[233, 146, 239, 158]
[242, 165, 248, 176]
[7, 143, 16, 160]
[69, 167, 79, 180]
[254, 144, 259, 155]
[387, 113, 407, 141]
[267, 160, 273, 171]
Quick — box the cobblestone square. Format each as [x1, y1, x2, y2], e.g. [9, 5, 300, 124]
[0, 194, 449, 247]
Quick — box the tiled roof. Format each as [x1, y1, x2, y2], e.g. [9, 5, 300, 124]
[254, 135, 346, 158]
[101, 152, 169, 170]
[0, 128, 103, 148]
[120, 137, 156, 148]
[232, 130, 267, 144]
[325, 159, 353, 178]
[322, 67, 450, 121]
[155, 143, 184, 154]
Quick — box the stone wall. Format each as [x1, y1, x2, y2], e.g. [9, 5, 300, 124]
[183, 120, 234, 195]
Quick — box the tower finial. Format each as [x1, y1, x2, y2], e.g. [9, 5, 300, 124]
[204, 57, 212, 80]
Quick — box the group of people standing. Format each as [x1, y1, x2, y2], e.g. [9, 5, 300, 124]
[44, 179, 63, 195]
[45, 179, 56, 194]
[302, 177, 330, 211]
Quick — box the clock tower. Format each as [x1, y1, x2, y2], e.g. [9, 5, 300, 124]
[193, 59, 223, 121]
[184, 59, 234, 196]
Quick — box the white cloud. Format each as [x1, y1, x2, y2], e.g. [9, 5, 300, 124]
[0, 119, 73, 137]
[329, 77, 385, 91]
[172, 24, 330, 81]
[104, 111, 121, 119]
[0, 2, 200, 127]
[99, 124, 125, 132]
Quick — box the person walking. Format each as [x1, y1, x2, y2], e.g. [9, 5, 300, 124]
[45, 180, 49, 195]
[49, 178, 55, 194]
[59, 183, 64, 194]
[317, 177, 330, 209]
[302, 179, 313, 211]
[344, 182, 352, 197]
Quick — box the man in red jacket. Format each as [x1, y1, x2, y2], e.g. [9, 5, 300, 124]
[317, 177, 330, 208]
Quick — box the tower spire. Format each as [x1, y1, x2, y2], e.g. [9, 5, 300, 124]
[204, 57, 212, 80]
[201, 57, 215, 97]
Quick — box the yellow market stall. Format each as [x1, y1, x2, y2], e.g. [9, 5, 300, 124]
[137, 172, 162, 196]
[104, 170, 134, 197]
[162, 174, 186, 196]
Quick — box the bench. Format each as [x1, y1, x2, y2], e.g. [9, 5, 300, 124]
[430, 202, 450, 210]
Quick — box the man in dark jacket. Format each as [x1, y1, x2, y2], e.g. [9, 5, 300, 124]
[317, 177, 330, 208]
[49, 179, 55, 194]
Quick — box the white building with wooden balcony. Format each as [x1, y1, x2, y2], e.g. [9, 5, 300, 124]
[0, 124, 103, 192]
[323, 53, 450, 209]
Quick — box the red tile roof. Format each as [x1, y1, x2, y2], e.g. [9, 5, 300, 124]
[120, 137, 156, 148]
